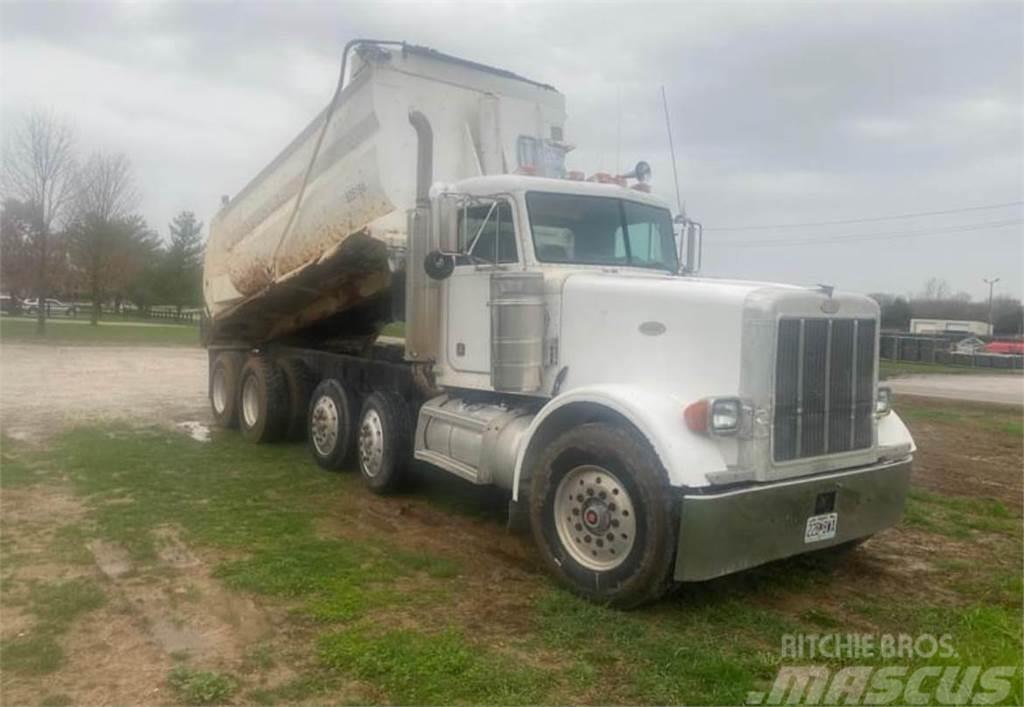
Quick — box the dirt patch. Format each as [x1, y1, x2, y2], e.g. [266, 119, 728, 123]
[0, 343, 209, 441]
[90, 540, 133, 579]
[897, 395, 1023, 510]
[0, 496, 291, 706]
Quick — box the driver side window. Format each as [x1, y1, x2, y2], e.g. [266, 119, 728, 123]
[456, 200, 518, 264]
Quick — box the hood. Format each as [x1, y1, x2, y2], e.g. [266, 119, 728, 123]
[554, 270, 878, 403]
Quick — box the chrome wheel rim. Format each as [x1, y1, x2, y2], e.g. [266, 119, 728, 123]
[241, 375, 260, 429]
[554, 465, 637, 571]
[310, 395, 339, 457]
[211, 368, 228, 415]
[358, 409, 385, 478]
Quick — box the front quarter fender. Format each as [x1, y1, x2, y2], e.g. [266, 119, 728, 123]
[878, 409, 917, 458]
[511, 385, 732, 500]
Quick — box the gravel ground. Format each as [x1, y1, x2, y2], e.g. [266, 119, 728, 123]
[887, 373, 1024, 406]
[0, 344, 209, 440]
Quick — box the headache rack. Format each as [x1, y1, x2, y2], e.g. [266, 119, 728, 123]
[773, 317, 876, 462]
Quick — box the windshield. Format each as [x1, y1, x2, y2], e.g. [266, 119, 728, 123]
[526, 192, 678, 272]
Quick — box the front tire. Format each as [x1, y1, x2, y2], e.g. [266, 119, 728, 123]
[529, 422, 677, 608]
[237, 354, 288, 443]
[356, 391, 411, 494]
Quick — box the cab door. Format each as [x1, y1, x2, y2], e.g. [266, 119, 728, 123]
[445, 199, 519, 375]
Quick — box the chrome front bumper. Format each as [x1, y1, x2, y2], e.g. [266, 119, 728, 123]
[674, 457, 912, 582]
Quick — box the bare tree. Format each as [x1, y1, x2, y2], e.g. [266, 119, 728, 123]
[1, 111, 77, 334]
[74, 152, 138, 224]
[69, 152, 142, 324]
[919, 277, 952, 300]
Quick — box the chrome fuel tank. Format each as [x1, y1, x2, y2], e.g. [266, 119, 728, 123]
[490, 272, 545, 393]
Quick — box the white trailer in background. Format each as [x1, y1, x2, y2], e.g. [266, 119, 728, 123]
[204, 42, 915, 607]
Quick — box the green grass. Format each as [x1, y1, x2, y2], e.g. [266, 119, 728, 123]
[3, 424, 1021, 704]
[0, 316, 199, 346]
[880, 359, 1023, 379]
[904, 488, 1014, 536]
[50, 524, 95, 566]
[0, 444, 44, 488]
[895, 400, 1023, 438]
[29, 578, 106, 629]
[380, 321, 405, 337]
[167, 666, 237, 705]
[0, 633, 64, 676]
[44, 425, 460, 629]
[319, 628, 550, 705]
[0, 578, 106, 676]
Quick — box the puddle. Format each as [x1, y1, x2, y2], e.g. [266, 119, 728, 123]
[4, 427, 34, 442]
[175, 421, 210, 443]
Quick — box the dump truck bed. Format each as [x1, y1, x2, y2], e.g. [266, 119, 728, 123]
[202, 43, 567, 346]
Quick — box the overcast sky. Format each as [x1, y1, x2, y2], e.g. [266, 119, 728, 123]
[2, 0, 1021, 300]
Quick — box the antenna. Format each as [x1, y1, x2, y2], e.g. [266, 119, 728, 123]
[661, 85, 683, 218]
[615, 86, 622, 176]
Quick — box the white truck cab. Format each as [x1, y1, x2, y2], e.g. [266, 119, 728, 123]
[395, 173, 915, 604]
[204, 41, 915, 607]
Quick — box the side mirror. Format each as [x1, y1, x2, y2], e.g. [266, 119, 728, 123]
[424, 250, 455, 280]
[679, 220, 703, 274]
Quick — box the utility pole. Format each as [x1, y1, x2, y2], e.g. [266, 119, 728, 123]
[983, 277, 1000, 336]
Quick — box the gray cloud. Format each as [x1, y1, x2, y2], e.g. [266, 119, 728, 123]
[2, 0, 1021, 300]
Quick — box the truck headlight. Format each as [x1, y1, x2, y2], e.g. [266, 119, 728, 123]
[685, 397, 742, 436]
[875, 386, 892, 416]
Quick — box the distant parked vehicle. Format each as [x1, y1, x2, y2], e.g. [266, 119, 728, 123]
[1, 294, 22, 315]
[23, 298, 78, 317]
[984, 340, 1024, 355]
[953, 336, 986, 354]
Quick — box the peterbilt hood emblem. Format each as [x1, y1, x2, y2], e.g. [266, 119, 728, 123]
[816, 283, 840, 314]
[638, 321, 667, 336]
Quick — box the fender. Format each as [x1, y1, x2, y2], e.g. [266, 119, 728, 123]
[511, 384, 733, 500]
[877, 409, 917, 457]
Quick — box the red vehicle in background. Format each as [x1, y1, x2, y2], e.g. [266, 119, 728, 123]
[983, 340, 1024, 355]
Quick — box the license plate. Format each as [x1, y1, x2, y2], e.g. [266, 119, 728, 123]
[804, 512, 838, 543]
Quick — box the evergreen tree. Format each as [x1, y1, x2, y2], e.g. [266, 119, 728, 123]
[164, 211, 205, 314]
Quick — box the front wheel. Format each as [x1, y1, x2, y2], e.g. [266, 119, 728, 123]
[529, 422, 678, 608]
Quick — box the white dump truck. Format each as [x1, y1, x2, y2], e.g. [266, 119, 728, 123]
[204, 41, 915, 607]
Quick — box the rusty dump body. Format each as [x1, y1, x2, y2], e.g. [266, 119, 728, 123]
[202, 42, 567, 346]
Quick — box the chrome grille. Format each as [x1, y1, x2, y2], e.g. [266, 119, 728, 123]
[773, 317, 876, 462]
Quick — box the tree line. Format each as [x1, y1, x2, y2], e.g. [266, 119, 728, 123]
[871, 278, 1023, 336]
[1, 111, 204, 332]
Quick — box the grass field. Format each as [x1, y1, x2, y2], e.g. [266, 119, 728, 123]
[0, 317, 402, 348]
[880, 359, 1022, 379]
[0, 317, 200, 347]
[1, 399, 1021, 704]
